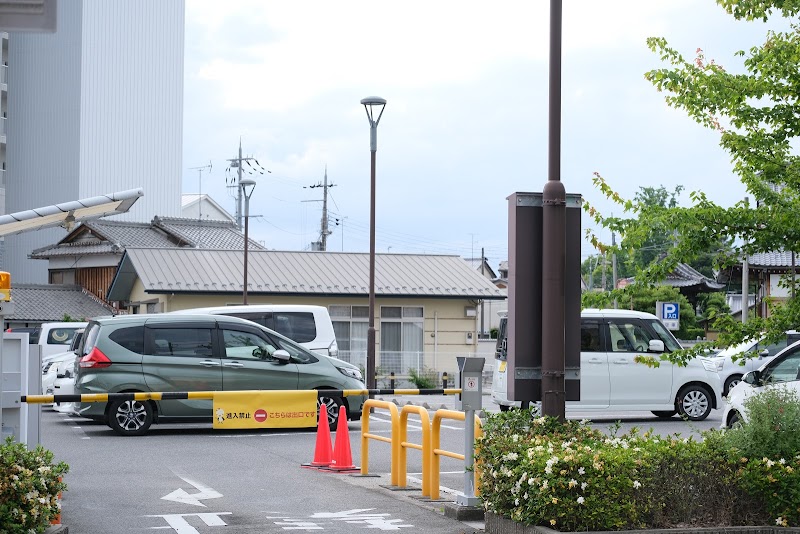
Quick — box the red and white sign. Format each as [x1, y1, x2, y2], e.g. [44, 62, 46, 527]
[253, 409, 268, 423]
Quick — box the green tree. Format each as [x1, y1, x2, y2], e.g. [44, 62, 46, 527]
[587, 1, 800, 362]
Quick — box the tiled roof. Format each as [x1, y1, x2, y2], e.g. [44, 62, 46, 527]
[663, 263, 725, 290]
[8, 284, 116, 322]
[30, 216, 262, 259]
[747, 251, 797, 268]
[108, 248, 507, 301]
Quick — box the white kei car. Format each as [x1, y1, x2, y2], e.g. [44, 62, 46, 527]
[709, 332, 797, 397]
[492, 309, 723, 421]
[721, 339, 800, 428]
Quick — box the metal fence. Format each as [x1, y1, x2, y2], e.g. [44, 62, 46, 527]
[336, 349, 494, 389]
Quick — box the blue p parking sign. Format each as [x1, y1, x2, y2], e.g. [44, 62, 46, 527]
[657, 301, 680, 330]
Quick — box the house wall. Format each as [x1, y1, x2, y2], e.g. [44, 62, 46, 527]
[124, 282, 482, 376]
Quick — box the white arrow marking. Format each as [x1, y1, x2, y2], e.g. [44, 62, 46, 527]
[161, 477, 222, 507]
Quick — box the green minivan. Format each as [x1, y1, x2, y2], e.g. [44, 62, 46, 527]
[74, 314, 366, 436]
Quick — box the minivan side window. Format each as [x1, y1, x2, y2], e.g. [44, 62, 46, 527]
[222, 330, 277, 361]
[608, 320, 651, 352]
[109, 326, 145, 354]
[272, 312, 316, 343]
[580, 321, 602, 352]
[149, 328, 213, 357]
[223, 311, 317, 344]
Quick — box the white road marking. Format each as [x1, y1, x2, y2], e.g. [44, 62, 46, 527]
[146, 512, 231, 533]
[161, 476, 222, 507]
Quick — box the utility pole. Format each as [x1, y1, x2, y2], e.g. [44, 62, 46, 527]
[227, 139, 263, 231]
[612, 229, 618, 309]
[480, 246, 485, 337]
[305, 167, 336, 251]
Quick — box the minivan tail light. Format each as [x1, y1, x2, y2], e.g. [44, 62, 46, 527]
[79, 347, 112, 368]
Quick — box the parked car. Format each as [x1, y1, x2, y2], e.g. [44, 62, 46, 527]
[721, 339, 800, 428]
[491, 309, 723, 421]
[42, 329, 84, 406]
[11, 321, 88, 361]
[52, 367, 78, 414]
[709, 331, 800, 397]
[172, 305, 339, 358]
[73, 314, 365, 436]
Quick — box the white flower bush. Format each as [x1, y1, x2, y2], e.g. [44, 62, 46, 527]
[0, 437, 68, 533]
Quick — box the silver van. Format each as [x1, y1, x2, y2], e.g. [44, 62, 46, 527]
[172, 305, 339, 358]
[74, 313, 365, 436]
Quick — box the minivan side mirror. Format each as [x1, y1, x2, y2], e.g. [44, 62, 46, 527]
[648, 339, 665, 353]
[57, 369, 72, 379]
[759, 349, 769, 358]
[272, 349, 291, 363]
[743, 370, 760, 386]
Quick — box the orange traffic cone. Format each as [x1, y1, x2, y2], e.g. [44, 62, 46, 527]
[329, 406, 357, 471]
[302, 404, 333, 468]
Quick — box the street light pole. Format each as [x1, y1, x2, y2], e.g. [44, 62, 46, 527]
[240, 178, 257, 305]
[361, 96, 386, 391]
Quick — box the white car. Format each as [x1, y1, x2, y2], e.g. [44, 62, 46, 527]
[41, 350, 79, 397]
[52, 364, 78, 414]
[721, 339, 800, 428]
[709, 331, 797, 397]
[492, 309, 723, 421]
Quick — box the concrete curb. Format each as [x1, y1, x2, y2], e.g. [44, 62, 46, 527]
[484, 512, 800, 534]
[45, 524, 68, 534]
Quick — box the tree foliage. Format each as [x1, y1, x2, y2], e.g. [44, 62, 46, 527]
[586, 1, 800, 364]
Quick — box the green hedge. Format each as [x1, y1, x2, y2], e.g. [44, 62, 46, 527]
[476, 388, 800, 531]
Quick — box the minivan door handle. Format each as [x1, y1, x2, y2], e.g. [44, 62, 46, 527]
[587, 357, 604, 364]
[198, 360, 222, 367]
[612, 358, 629, 365]
[222, 361, 244, 368]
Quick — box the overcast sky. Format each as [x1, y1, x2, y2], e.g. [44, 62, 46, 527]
[180, 1, 788, 272]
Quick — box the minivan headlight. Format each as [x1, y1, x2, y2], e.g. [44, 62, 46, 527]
[702, 359, 723, 373]
[337, 365, 363, 381]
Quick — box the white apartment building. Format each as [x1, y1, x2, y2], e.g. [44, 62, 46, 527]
[3, 0, 185, 283]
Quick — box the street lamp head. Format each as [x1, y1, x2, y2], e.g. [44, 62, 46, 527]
[360, 96, 386, 126]
[240, 177, 257, 199]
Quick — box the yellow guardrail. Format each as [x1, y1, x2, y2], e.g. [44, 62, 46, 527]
[398, 405, 431, 496]
[359, 399, 400, 486]
[430, 409, 482, 501]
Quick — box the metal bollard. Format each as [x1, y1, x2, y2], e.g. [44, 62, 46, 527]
[390, 372, 395, 390]
[442, 372, 448, 389]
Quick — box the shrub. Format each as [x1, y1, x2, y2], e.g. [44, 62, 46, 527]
[476, 409, 792, 530]
[0, 437, 69, 533]
[721, 386, 800, 460]
[407, 367, 436, 389]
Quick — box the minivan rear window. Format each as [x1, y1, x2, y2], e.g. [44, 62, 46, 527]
[109, 326, 145, 354]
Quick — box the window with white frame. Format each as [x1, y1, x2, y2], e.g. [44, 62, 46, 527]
[329, 305, 369, 366]
[380, 306, 424, 374]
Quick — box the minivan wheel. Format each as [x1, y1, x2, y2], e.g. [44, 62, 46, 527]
[728, 411, 743, 429]
[723, 375, 743, 397]
[651, 410, 677, 419]
[108, 399, 153, 436]
[676, 385, 713, 421]
[317, 394, 343, 431]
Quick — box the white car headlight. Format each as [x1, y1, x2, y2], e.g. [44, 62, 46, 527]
[702, 359, 723, 373]
[337, 366, 363, 381]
